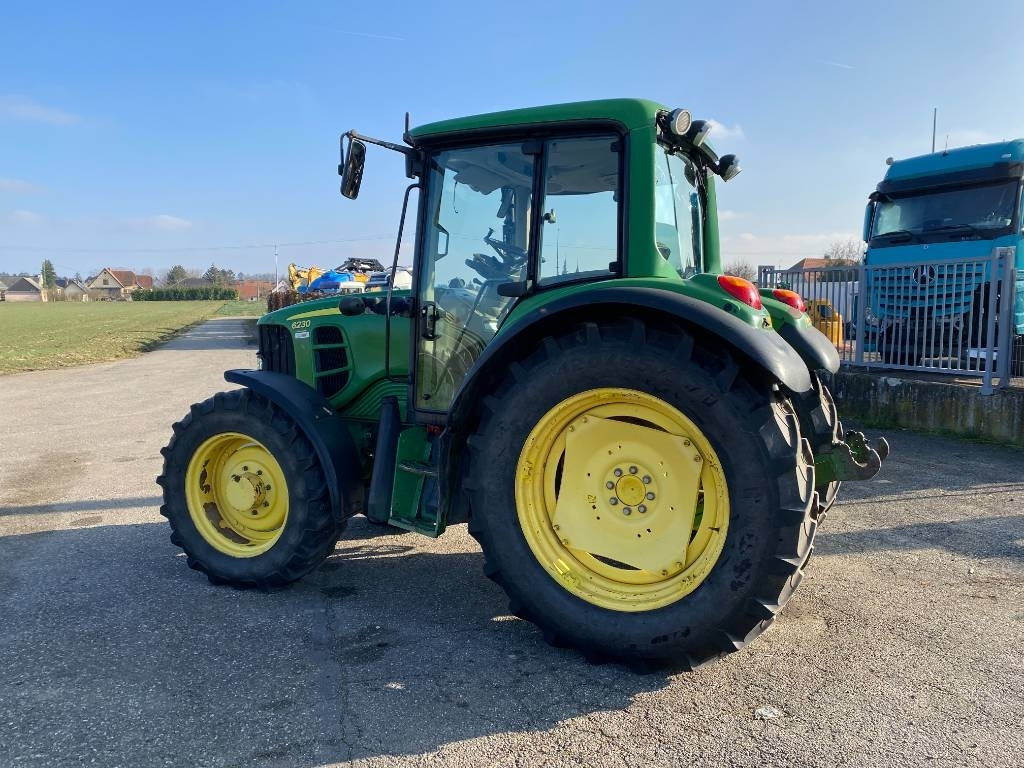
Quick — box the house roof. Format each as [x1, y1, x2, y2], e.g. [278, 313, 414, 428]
[65, 279, 88, 291]
[0, 280, 8, 290]
[136, 275, 154, 289]
[108, 269, 137, 288]
[7, 277, 42, 292]
[784, 258, 829, 272]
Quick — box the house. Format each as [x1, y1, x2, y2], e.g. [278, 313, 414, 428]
[4, 276, 46, 302]
[235, 280, 273, 301]
[64, 279, 90, 302]
[136, 274, 154, 290]
[86, 268, 144, 300]
[0, 279, 7, 301]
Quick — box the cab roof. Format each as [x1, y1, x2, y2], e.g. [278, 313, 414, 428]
[408, 98, 667, 142]
[885, 139, 1024, 182]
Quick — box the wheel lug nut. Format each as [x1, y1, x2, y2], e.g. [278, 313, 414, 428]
[232, 475, 240, 483]
[257, 470, 263, 476]
[623, 507, 632, 515]
[629, 466, 638, 474]
[609, 497, 618, 505]
[638, 504, 647, 513]
[263, 501, 270, 507]
[606, 481, 615, 490]
[646, 492, 655, 500]
[613, 468, 623, 477]
[642, 475, 651, 484]
[243, 466, 249, 471]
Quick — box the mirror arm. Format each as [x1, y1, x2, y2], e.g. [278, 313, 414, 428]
[345, 129, 417, 158]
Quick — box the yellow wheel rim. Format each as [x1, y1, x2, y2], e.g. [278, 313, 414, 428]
[184, 432, 289, 557]
[516, 388, 730, 612]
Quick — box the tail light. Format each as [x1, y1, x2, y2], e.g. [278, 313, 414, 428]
[717, 275, 763, 310]
[771, 288, 807, 312]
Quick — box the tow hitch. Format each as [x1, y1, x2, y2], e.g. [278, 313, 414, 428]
[815, 431, 890, 485]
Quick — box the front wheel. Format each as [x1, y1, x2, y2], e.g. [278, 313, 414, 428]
[464, 320, 816, 667]
[157, 389, 343, 589]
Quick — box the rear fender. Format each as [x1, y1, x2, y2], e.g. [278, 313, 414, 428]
[224, 369, 363, 522]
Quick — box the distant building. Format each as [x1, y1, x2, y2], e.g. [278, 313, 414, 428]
[64, 279, 90, 302]
[86, 268, 147, 300]
[234, 280, 273, 301]
[5, 276, 46, 302]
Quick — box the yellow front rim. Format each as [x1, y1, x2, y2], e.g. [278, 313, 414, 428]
[185, 432, 289, 557]
[516, 388, 730, 612]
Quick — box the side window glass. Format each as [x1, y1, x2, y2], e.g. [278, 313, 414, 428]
[654, 148, 701, 276]
[416, 143, 534, 411]
[538, 136, 619, 284]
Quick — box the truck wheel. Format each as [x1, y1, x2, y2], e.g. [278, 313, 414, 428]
[464, 320, 816, 667]
[793, 373, 841, 517]
[157, 389, 343, 589]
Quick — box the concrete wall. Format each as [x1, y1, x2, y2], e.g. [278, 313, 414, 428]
[830, 370, 1024, 447]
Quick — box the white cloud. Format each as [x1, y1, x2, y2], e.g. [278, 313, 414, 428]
[708, 119, 745, 141]
[718, 209, 741, 222]
[818, 59, 855, 70]
[8, 209, 44, 226]
[149, 214, 193, 231]
[0, 97, 79, 125]
[0, 177, 43, 194]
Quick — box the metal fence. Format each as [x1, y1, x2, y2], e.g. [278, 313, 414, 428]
[758, 248, 1021, 394]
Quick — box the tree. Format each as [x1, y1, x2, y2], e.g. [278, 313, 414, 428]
[166, 265, 188, 285]
[823, 238, 865, 265]
[203, 264, 235, 286]
[40, 260, 57, 287]
[723, 260, 757, 282]
[821, 238, 864, 282]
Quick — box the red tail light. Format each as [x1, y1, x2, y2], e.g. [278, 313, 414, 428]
[717, 275, 763, 310]
[771, 288, 807, 312]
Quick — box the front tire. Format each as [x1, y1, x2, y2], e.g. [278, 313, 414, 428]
[157, 389, 343, 589]
[793, 373, 842, 517]
[464, 320, 816, 667]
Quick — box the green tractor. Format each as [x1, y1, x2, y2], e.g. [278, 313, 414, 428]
[158, 99, 887, 668]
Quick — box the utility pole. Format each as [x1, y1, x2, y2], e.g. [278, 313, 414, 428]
[931, 108, 937, 153]
[274, 243, 279, 287]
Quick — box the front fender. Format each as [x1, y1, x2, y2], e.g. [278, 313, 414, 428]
[224, 369, 362, 522]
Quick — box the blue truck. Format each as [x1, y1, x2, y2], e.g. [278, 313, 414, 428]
[862, 139, 1024, 371]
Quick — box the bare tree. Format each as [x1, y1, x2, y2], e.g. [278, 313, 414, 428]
[723, 260, 757, 281]
[823, 238, 865, 265]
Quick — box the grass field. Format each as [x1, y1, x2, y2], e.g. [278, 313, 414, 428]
[0, 300, 265, 374]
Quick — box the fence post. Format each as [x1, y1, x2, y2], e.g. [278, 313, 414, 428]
[995, 249, 1015, 390]
[855, 262, 866, 365]
[980, 249, 1001, 395]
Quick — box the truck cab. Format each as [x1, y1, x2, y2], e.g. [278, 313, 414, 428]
[863, 139, 1024, 363]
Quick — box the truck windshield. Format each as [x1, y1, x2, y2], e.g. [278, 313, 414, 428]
[871, 179, 1019, 241]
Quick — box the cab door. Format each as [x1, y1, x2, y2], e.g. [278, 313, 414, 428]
[412, 142, 536, 416]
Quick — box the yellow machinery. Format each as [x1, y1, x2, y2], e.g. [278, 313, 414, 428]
[806, 299, 844, 347]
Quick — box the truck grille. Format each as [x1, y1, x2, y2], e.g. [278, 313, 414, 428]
[257, 324, 295, 376]
[871, 262, 985, 320]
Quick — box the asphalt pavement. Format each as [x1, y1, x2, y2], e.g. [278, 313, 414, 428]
[1, 318, 1022, 768]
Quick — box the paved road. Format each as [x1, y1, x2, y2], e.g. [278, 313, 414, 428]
[1, 319, 1022, 767]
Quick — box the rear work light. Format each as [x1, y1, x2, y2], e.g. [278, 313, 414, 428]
[771, 288, 807, 312]
[717, 275, 763, 310]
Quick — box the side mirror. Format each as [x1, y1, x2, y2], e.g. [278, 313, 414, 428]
[717, 154, 741, 182]
[862, 202, 874, 241]
[339, 137, 367, 199]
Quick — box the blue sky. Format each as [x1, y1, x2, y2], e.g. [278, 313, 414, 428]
[1, 0, 1022, 278]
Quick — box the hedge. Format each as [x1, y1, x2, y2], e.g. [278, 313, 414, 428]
[133, 287, 239, 301]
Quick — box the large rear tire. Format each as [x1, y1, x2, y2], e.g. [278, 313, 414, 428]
[157, 389, 343, 589]
[464, 320, 816, 667]
[793, 373, 842, 517]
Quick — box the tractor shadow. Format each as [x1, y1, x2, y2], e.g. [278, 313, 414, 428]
[0, 515, 677, 767]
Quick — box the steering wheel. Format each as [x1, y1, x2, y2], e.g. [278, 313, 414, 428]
[465, 228, 528, 280]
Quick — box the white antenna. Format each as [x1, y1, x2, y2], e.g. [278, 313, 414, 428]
[931, 107, 937, 153]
